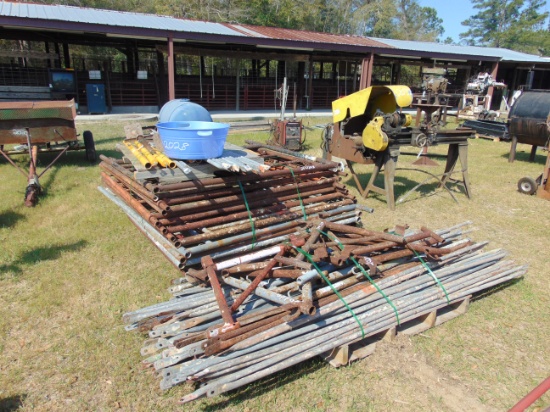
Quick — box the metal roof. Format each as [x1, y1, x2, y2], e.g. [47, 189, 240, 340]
[374, 38, 550, 64]
[227, 24, 391, 48]
[1, 1, 549, 64]
[0, 1, 244, 37]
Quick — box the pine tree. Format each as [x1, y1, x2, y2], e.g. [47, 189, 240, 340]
[460, 0, 549, 54]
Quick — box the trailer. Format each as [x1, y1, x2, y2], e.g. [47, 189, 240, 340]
[0, 99, 95, 206]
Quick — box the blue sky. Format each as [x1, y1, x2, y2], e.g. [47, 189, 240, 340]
[417, 1, 475, 43]
[419, 1, 550, 43]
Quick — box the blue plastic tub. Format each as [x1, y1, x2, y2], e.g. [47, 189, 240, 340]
[157, 121, 230, 160]
[158, 99, 213, 123]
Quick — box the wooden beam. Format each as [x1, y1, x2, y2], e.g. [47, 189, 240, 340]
[156, 44, 310, 62]
[486, 61, 499, 107]
[360, 53, 373, 89]
[167, 35, 175, 101]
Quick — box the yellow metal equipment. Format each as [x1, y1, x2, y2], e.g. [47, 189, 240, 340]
[123, 140, 153, 169]
[323, 85, 474, 209]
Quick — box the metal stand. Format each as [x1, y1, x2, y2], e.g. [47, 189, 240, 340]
[346, 148, 399, 210]
[411, 103, 449, 167]
[346, 142, 471, 210]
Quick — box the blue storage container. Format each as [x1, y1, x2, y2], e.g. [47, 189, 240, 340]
[86, 84, 107, 114]
[157, 121, 230, 160]
[158, 99, 212, 123]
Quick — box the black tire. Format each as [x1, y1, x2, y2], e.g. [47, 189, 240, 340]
[517, 176, 538, 195]
[83, 130, 96, 163]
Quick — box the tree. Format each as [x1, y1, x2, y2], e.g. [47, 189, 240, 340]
[460, 0, 550, 54]
[17, 0, 445, 43]
[352, 0, 443, 41]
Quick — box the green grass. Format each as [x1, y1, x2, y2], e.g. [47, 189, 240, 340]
[0, 117, 548, 411]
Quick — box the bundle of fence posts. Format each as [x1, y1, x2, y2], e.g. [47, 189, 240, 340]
[98, 136, 525, 404]
[98, 140, 362, 275]
[121, 220, 525, 404]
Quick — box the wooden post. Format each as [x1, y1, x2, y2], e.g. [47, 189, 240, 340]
[359, 53, 373, 90]
[307, 57, 313, 110]
[486, 61, 499, 109]
[167, 35, 175, 101]
[62, 43, 70, 68]
[156, 50, 167, 106]
[235, 59, 241, 111]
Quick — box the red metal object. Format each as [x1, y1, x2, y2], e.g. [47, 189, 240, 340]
[230, 251, 283, 312]
[0, 100, 77, 145]
[508, 376, 550, 412]
[202, 256, 238, 330]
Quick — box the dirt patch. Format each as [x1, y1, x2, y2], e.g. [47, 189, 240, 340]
[356, 334, 498, 412]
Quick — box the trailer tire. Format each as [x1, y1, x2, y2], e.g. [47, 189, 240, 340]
[83, 131, 97, 163]
[517, 176, 538, 195]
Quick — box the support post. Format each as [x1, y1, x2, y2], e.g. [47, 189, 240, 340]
[235, 58, 241, 111]
[167, 34, 175, 101]
[509, 135, 518, 163]
[439, 142, 472, 199]
[349, 148, 400, 210]
[359, 53, 374, 90]
[307, 57, 314, 110]
[156, 50, 167, 107]
[486, 61, 499, 109]
[62, 42, 70, 68]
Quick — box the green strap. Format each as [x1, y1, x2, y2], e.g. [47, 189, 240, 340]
[386, 230, 450, 304]
[318, 229, 401, 325]
[285, 167, 307, 221]
[237, 180, 256, 249]
[349, 257, 400, 326]
[411, 249, 450, 304]
[294, 246, 365, 339]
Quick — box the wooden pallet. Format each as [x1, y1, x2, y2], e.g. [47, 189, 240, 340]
[321, 296, 471, 367]
[475, 133, 501, 142]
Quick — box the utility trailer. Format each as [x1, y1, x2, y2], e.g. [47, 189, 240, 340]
[0, 99, 95, 206]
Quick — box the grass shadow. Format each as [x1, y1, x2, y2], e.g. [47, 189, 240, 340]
[0, 394, 27, 411]
[0, 210, 26, 229]
[93, 136, 126, 146]
[0, 240, 88, 278]
[502, 148, 548, 164]
[198, 357, 326, 411]
[94, 148, 122, 160]
[343, 167, 468, 208]
[471, 278, 523, 302]
[2, 149, 97, 171]
[2, 149, 102, 202]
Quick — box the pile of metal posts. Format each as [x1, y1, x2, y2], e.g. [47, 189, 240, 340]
[120, 220, 525, 404]
[98, 144, 361, 277]
[99, 141, 525, 404]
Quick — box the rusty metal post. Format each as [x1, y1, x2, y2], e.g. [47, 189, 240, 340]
[229, 252, 283, 313]
[24, 129, 40, 207]
[201, 256, 236, 329]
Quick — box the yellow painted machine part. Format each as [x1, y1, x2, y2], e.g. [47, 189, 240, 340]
[123, 141, 152, 169]
[332, 85, 413, 123]
[362, 116, 389, 151]
[154, 151, 176, 169]
[134, 141, 158, 166]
